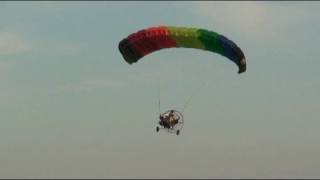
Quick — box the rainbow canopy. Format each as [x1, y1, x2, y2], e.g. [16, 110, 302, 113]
[118, 26, 246, 74]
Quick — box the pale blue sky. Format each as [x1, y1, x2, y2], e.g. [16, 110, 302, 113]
[0, 1, 320, 178]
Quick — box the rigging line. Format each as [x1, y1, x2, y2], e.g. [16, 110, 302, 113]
[158, 80, 161, 116]
[180, 62, 209, 114]
[181, 79, 208, 113]
[156, 68, 163, 120]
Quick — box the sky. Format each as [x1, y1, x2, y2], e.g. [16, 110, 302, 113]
[0, 1, 320, 178]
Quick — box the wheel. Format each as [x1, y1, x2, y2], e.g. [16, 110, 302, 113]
[176, 130, 180, 135]
[156, 126, 160, 132]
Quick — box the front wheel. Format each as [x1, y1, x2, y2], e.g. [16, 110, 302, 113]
[176, 130, 180, 135]
[156, 126, 160, 132]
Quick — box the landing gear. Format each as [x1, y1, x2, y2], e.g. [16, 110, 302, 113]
[176, 130, 180, 136]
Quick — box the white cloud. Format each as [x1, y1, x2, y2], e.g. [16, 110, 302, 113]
[192, 2, 267, 28]
[190, 2, 307, 40]
[0, 60, 9, 72]
[0, 61, 17, 102]
[0, 32, 32, 54]
[55, 78, 126, 93]
[0, 61, 10, 83]
[37, 42, 85, 56]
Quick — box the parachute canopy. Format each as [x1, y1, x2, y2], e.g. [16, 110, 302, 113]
[118, 26, 246, 73]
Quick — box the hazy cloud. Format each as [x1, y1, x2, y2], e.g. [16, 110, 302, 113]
[0, 31, 32, 55]
[55, 78, 126, 93]
[190, 2, 307, 40]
